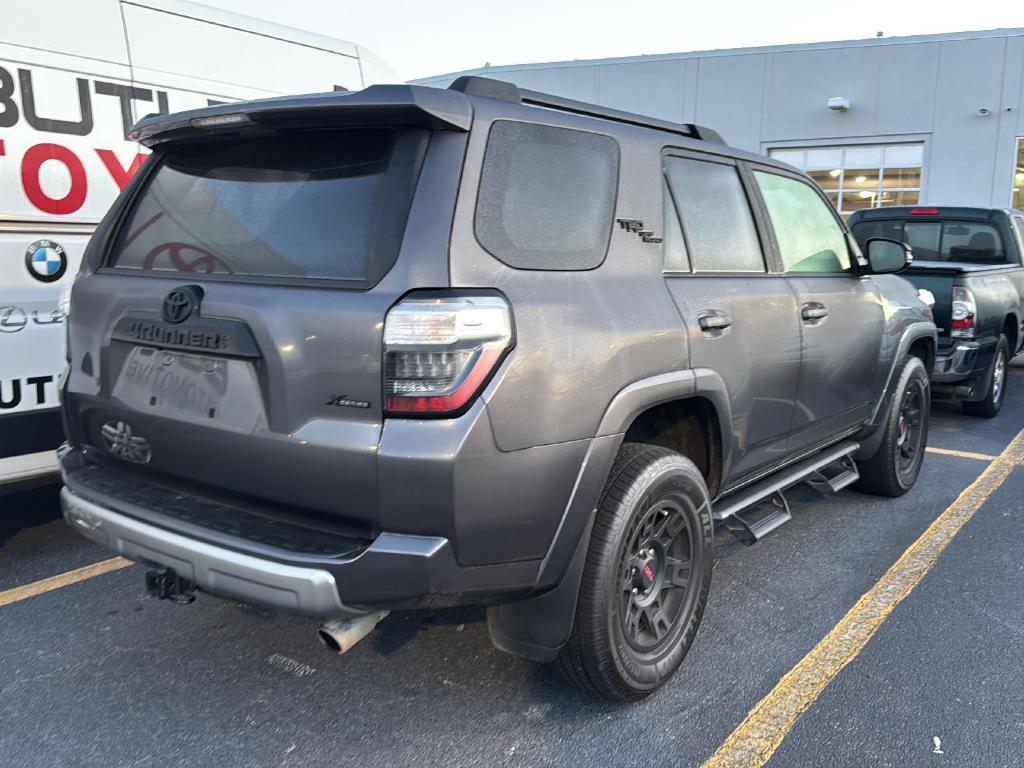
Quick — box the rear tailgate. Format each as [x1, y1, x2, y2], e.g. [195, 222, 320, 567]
[900, 264, 957, 338]
[64, 114, 462, 535]
[66, 274, 398, 527]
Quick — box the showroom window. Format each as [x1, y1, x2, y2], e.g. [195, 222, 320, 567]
[768, 144, 923, 217]
[1013, 138, 1024, 210]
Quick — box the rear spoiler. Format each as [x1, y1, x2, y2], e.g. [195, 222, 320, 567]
[128, 84, 474, 147]
[131, 77, 728, 148]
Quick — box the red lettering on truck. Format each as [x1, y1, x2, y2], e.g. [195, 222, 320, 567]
[96, 149, 147, 190]
[21, 143, 87, 215]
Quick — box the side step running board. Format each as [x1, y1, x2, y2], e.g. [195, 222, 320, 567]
[722, 491, 792, 545]
[713, 440, 859, 545]
[805, 453, 860, 495]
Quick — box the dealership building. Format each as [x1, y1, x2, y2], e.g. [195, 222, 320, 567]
[416, 28, 1024, 217]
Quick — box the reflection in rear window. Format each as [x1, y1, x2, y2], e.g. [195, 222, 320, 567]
[111, 129, 399, 281]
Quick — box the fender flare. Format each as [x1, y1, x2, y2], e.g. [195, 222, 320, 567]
[855, 321, 936, 461]
[869, 321, 936, 426]
[487, 368, 732, 662]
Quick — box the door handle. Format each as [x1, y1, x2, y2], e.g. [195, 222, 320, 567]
[698, 313, 733, 331]
[800, 304, 829, 321]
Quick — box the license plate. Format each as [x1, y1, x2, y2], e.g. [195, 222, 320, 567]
[113, 346, 266, 432]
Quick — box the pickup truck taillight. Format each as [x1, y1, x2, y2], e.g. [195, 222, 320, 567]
[383, 294, 512, 416]
[950, 286, 976, 338]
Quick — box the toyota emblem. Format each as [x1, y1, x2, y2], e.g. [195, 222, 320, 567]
[163, 286, 201, 324]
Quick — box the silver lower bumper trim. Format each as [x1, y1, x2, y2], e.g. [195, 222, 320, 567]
[934, 343, 979, 377]
[61, 487, 361, 619]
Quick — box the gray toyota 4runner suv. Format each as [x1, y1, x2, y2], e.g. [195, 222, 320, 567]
[60, 77, 936, 701]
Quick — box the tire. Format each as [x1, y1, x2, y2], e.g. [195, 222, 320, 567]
[962, 335, 1009, 419]
[555, 443, 714, 701]
[855, 355, 930, 497]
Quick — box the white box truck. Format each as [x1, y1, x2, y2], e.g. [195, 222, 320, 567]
[0, 0, 398, 487]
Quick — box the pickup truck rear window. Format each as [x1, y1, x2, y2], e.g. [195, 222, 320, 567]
[109, 128, 423, 284]
[852, 220, 1006, 265]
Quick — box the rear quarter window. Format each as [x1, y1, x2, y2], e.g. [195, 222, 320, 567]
[474, 120, 619, 271]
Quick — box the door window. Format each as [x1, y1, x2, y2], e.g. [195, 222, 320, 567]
[754, 171, 851, 274]
[664, 157, 764, 272]
[662, 173, 690, 271]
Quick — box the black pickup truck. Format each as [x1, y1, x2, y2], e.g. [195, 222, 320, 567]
[850, 206, 1024, 416]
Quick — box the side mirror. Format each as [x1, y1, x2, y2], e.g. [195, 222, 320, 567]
[865, 237, 913, 274]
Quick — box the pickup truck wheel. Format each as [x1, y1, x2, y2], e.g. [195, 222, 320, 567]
[556, 443, 713, 701]
[855, 355, 930, 497]
[962, 335, 1009, 418]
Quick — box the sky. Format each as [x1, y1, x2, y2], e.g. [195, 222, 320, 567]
[207, 0, 1024, 82]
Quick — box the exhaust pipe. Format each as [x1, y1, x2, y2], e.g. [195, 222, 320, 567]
[317, 610, 389, 654]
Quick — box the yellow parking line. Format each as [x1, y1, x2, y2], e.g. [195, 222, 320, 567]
[702, 426, 1024, 768]
[926, 446, 997, 462]
[0, 557, 133, 609]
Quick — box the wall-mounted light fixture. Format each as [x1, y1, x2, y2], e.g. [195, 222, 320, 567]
[827, 96, 851, 112]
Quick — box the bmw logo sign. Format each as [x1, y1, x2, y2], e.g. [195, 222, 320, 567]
[25, 239, 68, 283]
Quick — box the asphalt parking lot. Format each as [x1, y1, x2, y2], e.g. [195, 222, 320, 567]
[2, 361, 1023, 768]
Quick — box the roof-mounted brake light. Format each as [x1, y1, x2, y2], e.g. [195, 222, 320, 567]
[190, 113, 253, 129]
[910, 208, 940, 215]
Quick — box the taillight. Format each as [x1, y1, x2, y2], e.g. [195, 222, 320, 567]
[383, 294, 512, 416]
[950, 286, 976, 338]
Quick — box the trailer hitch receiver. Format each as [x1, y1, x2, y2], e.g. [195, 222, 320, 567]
[145, 567, 196, 605]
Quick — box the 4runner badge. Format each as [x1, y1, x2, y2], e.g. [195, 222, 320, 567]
[616, 218, 662, 244]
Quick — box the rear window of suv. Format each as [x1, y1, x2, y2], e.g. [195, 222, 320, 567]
[851, 219, 1007, 264]
[110, 128, 425, 284]
[474, 120, 619, 270]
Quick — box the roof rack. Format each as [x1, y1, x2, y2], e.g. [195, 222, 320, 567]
[448, 75, 724, 144]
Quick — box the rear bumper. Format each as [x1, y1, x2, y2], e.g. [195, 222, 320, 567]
[62, 487, 360, 618]
[0, 408, 63, 486]
[0, 450, 59, 488]
[931, 339, 995, 400]
[60, 450, 542, 617]
[932, 341, 981, 380]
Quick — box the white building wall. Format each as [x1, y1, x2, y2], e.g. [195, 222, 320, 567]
[415, 29, 1024, 209]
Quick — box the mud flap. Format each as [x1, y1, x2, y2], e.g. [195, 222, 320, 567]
[486, 518, 592, 663]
